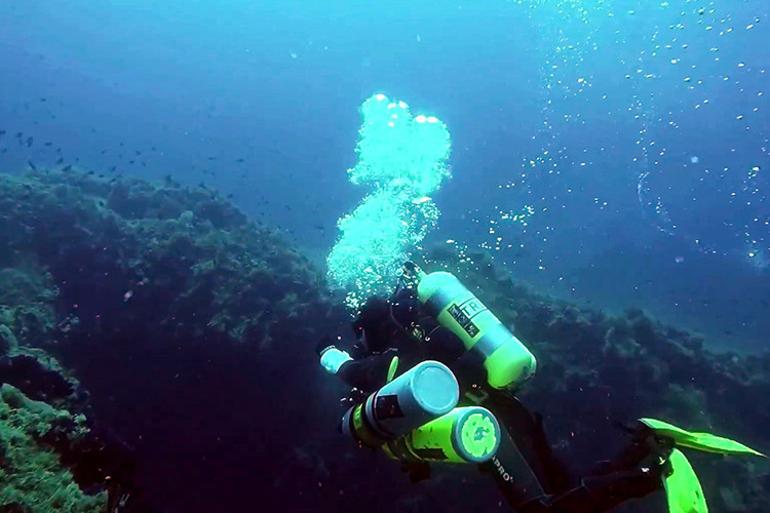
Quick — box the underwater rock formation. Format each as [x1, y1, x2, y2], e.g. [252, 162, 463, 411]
[0, 170, 330, 350]
[0, 169, 768, 513]
[0, 169, 343, 513]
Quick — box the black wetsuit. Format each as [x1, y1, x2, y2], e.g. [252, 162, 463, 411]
[329, 289, 666, 513]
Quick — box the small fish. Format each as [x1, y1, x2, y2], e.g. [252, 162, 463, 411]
[28, 160, 38, 171]
[56, 157, 64, 164]
[412, 196, 432, 205]
[44, 141, 53, 147]
[26, 136, 33, 147]
[62, 165, 72, 172]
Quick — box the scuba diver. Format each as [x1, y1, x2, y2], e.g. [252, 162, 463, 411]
[317, 262, 764, 513]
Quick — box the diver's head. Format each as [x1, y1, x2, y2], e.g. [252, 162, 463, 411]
[352, 296, 397, 353]
[389, 288, 421, 329]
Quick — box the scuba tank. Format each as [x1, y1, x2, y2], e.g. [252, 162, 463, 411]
[414, 268, 536, 390]
[342, 360, 459, 447]
[384, 406, 500, 464]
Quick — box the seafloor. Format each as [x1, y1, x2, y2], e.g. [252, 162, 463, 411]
[0, 169, 767, 513]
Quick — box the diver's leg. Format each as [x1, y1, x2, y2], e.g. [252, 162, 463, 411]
[485, 391, 573, 494]
[517, 466, 664, 513]
[478, 423, 545, 510]
[517, 422, 669, 513]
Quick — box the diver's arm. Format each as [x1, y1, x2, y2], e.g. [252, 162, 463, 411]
[318, 341, 395, 392]
[336, 351, 396, 392]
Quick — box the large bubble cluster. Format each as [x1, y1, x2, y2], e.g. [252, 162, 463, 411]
[327, 94, 451, 311]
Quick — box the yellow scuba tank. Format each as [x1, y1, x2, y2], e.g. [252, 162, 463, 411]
[416, 270, 536, 390]
[384, 406, 501, 464]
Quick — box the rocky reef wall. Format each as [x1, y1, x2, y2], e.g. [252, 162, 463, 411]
[0, 169, 768, 513]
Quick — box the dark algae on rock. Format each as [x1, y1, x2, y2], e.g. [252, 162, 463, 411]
[0, 170, 328, 349]
[1, 169, 344, 512]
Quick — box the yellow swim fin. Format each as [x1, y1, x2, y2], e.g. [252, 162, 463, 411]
[663, 448, 708, 513]
[639, 418, 766, 457]
[639, 417, 765, 513]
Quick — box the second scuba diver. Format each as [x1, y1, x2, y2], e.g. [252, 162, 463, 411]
[317, 262, 765, 513]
